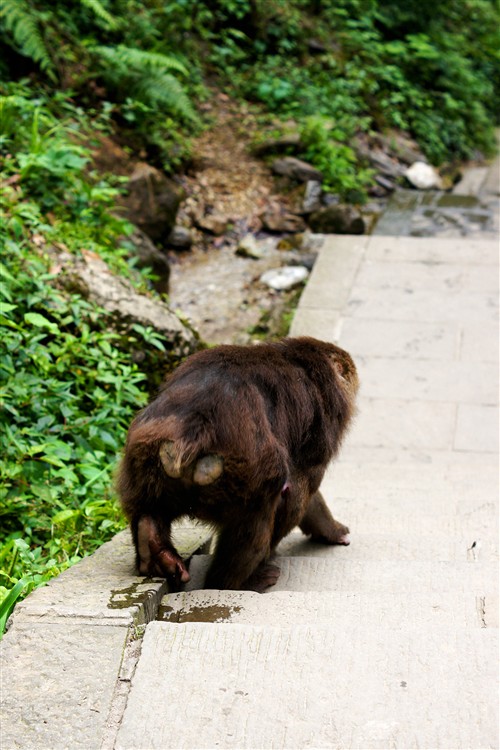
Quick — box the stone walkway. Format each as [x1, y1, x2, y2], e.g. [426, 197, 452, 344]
[1, 171, 499, 748]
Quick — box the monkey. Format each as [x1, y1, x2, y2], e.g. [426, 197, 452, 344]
[117, 336, 358, 592]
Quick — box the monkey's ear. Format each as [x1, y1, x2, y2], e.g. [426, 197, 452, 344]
[332, 358, 347, 381]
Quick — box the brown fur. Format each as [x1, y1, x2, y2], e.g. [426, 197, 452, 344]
[118, 336, 358, 591]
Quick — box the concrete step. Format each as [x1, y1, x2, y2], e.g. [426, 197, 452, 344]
[186, 555, 496, 595]
[159, 589, 498, 629]
[115, 621, 498, 750]
[276, 531, 498, 562]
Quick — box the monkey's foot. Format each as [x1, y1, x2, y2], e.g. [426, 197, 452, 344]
[244, 562, 281, 593]
[310, 521, 351, 546]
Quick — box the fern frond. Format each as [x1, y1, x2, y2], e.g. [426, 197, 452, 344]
[93, 44, 188, 76]
[133, 71, 197, 122]
[79, 0, 118, 30]
[0, 0, 53, 72]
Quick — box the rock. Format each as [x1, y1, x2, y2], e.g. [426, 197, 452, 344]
[167, 226, 193, 250]
[120, 163, 182, 243]
[405, 161, 443, 190]
[260, 266, 309, 291]
[276, 234, 305, 251]
[373, 130, 425, 166]
[90, 134, 133, 176]
[236, 234, 268, 259]
[262, 207, 306, 233]
[302, 181, 323, 213]
[53, 247, 199, 369]
[375, 175, 397, 192]
[123, 228, 170, 295]
[197, 214, 228, 236]
[308, 205, 365, 235]
[289, 253, 317, 271]
[253, 134, 302, 157]
[322, 193, 340, 207]
[272, 157, 323, 183]
[368, 148, 406, 180]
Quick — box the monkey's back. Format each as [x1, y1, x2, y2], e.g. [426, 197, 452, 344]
[119, 338, 354, 521]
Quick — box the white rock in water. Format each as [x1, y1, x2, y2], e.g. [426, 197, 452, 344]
[405, 161, 442, 190]
[260, 266, 309, 291]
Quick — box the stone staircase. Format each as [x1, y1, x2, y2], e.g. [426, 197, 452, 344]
[1, 158, 498, 748]
[113, 230, 498, 749]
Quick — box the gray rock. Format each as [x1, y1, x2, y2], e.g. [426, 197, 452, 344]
[260, 266, 309, 291]
[197, 214, 228, 235]
[236, 234, 268, 259]
[262, 207, 306, 233]
[308, 205, 365, 235]
[253, 133, 302, 157]
[120, 162, 182, 243]
[302, 180, 323, 213]
[167, 225, 193, 250]
[54, 247, 199, 360]
[272, 157, 323, 183]
[375, 174, 397, 192]
[124, 228, 170, 294]
[405, 161, 443, 190]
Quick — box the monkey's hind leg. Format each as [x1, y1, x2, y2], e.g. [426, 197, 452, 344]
[299, 491, 350, 545]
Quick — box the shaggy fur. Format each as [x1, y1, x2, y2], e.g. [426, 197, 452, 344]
[118, 336, 358, 591]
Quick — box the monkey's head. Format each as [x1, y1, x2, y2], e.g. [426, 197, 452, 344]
[328, 345, 359, 399]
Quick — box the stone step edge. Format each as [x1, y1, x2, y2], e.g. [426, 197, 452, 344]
[7, 520, 214, 632]
[159, 589, 499, 629]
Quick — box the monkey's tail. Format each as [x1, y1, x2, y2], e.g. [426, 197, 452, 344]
[126, 414, 216, 479]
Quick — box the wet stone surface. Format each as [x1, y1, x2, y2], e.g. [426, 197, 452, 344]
[374, 189, 499, 237]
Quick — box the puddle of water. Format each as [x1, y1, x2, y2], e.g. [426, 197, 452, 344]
[158, 602, 242, 623]
[374, 188, 498, 237]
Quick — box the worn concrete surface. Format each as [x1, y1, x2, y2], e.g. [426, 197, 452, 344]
[1, 156, 498, 749]
[116, 230, 498, 749]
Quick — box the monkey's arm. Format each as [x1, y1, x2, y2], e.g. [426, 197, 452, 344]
[135, 515, 190, 587]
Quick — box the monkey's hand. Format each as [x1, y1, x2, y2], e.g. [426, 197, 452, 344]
[137, 516, 191, 586]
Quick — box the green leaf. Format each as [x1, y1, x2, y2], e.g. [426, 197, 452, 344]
[24, 313, 59, 332]
[51, 509, 78, 525]
[0, 578, 29, 638]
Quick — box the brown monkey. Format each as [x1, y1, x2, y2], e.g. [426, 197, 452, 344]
[118, 336, 358, 592]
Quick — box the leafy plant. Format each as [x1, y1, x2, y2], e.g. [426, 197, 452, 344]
[299, 117, 373, 202]
[0, 0, 53, 73]
[91, 45, 198, 123]
[0, 235, 149, 636]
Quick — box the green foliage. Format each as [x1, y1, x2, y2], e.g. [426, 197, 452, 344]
[91, 45, 198, 124]
[0, 89, 165, 634]
[79, 0, 118, 30]
[299, 117, 373, 202]
[0, 236, 149, 636]
[0, 0, 53, 74]
[192, 0, 499, 164]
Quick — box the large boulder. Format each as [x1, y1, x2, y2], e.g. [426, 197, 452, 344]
[120, 163, 183, 243]
[272, 157, 323, 183]
[308, 205, 365, 234]
[123, 228, 170, 295]
[52, 246, 200, 385]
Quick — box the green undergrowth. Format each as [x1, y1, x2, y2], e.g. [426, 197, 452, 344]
[0, 87, 161, 635]
[0, 238, 150, 634]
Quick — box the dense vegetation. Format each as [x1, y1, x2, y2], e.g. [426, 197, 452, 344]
[1, 0, 499, 632]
